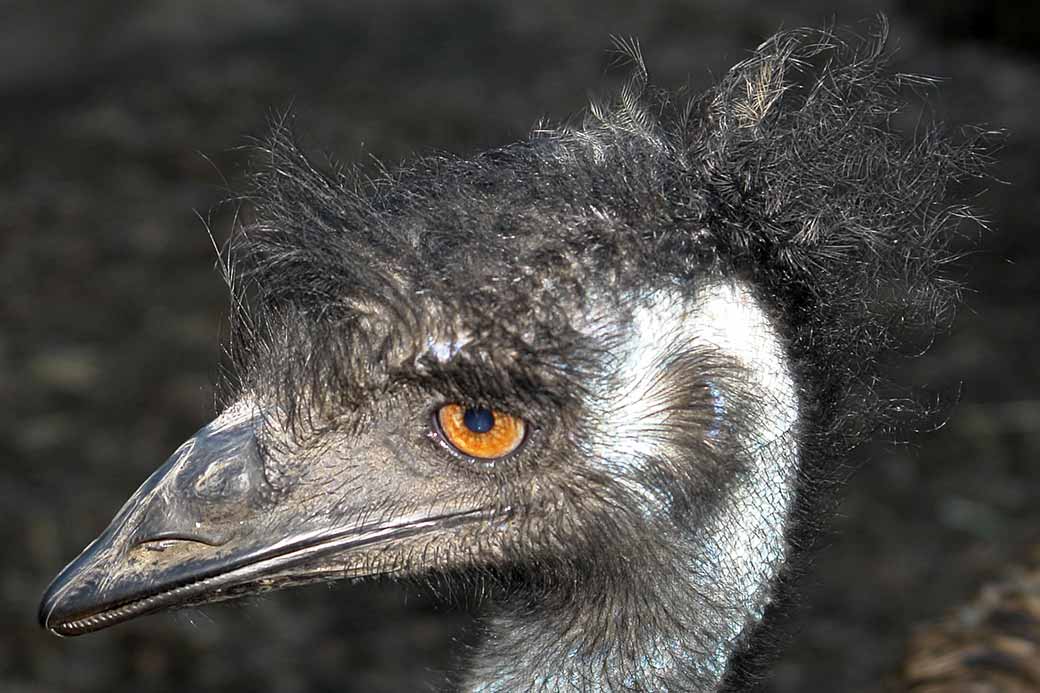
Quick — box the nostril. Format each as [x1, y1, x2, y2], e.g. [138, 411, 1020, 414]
[133, 530, 230, 550]
[139, 539, 192, 553]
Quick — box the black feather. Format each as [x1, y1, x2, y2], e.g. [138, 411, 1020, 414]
[229, 23, 988, 454]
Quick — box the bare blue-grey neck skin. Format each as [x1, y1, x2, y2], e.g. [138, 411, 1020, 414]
[39, 23, 985, 693]
[466, 282, 799, 691]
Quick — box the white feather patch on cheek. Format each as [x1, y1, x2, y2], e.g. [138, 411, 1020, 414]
[593, 278, 800, 677]
[596, 279, 798, 491]
[686, 281, 799, 451]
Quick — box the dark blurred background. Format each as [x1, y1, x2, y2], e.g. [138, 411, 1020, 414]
[3, 1, 1037, 691]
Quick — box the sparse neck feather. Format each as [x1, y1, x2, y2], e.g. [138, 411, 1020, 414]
[463, 281, 800, 691]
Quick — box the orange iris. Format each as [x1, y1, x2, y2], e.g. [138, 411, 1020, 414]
[436, 404, 526, 459]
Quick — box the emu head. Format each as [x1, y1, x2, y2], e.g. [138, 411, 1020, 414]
[40, 28, 985, 690]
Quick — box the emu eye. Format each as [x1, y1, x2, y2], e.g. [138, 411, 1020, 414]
[435, 404, 527, 460]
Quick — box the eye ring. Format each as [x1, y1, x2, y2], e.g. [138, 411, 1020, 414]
[434, 404, 528, 461]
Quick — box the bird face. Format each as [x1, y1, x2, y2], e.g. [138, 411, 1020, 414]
[40, 268, 799, 638]
[39, 106, 806, 641]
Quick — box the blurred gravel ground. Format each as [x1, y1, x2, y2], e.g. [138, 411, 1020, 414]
[3, 1, 1038, 691]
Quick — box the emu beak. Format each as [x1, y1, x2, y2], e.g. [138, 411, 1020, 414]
[39, 400, 487, 636]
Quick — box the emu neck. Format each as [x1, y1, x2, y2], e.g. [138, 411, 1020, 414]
[465, 431, 798, 691]
[465, 456, 796, 691]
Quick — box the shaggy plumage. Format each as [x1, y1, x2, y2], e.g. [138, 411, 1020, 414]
[40, 22, 991, 692]
[231, 24, 984, 446]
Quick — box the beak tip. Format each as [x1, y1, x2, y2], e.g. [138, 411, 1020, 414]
[38, 560, 87, 636]
[38, 582, 60, 634]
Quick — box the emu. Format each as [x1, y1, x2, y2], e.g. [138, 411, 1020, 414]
[39, 27, 986, 691]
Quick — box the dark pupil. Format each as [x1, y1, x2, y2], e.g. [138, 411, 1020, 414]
[463, 407, 495, 433]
